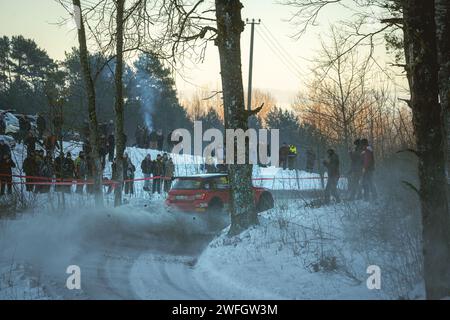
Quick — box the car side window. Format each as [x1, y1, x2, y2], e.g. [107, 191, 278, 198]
[214, 177, 229, 190]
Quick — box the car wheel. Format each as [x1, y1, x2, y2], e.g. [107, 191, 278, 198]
[207, 199, 223, 214]
[256, 192, 274, 213]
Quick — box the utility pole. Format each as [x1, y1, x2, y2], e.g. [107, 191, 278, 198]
[246, 18, 260, 113]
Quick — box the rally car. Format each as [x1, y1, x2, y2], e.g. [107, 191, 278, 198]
[165, 173, 274, 214]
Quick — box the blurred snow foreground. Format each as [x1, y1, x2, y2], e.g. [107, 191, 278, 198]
[0, 142, 422, 300]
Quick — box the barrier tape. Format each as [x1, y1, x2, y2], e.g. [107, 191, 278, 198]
[0, 173, 172, 186]
[0, 172, 327, 186]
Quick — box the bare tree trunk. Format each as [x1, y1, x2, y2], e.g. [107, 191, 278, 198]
[435, 0, 450, 176]
[73, 0, 103, 206]
[402, 0, 450, 299]
[215, 0, 257, 235]
[114, 0, 126, 207]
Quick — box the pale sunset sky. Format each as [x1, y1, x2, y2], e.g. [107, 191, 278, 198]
[0, 0, 393, 107]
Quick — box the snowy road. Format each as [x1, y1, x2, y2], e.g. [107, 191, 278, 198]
[65, 227, 214, 299]
[0, 200, 228, 300]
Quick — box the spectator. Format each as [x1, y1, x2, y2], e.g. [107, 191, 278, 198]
[361, 138, 377, 201]
[37, 113, 46, 140]
[279, 142, 290, 170]
[43, 131, 58, 156]
[152, 154, 163, 194]
[348, 139, 363, 200]
[164, 157, 175, 192]
[141, 154, 153, 191]
[135, 125, 144, 148]
[156, 129, 164, 151]
[99, 134, 108, 169]
[18, 115, 30, 143]
[149, 130, 158, 150]
[0, 138, 11, 160]
[0, 153, 16, 196]
[123, 153, 136, 195]
[74, 151, 88, 194]
[24, 131, 37, 154]
[107, 133, 115, 162]
[323, 148, 340, 204]
[23, 150, 37, 192]
[287, 144, 297, 170]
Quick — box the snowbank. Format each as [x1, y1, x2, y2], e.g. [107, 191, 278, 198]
[193, 202, 391, 300]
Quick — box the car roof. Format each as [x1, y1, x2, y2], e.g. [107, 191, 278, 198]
[175, 173, 228, 179]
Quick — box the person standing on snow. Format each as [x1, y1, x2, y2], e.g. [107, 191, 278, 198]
[0, 153, 16, 196]
[107, 133, 115, 163]
[123, 153, 136, 195]
[0, 139, 11, 160]
[74, 151, 88, 194]
[141, 154, 153, 191]
[279, 142, 290, 170]
[36, 113, 46, 141]
[23, 150, 37, 192]
[323, 148, 340, 204]
[156, 129, 164, 151]
[360, 138, 377, 201]
[287, 144, 298, 170]
[164, 157, 175, 192]
[348, 139, 364, 200]
[152, 154, 164, 194]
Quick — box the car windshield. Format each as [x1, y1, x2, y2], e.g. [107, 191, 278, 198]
[172, 178, 203, 190]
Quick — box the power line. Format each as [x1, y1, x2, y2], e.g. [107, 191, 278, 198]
[257, 27, 304, 79]
[261, 22, 306, 75]
[255, 27, 304, 81]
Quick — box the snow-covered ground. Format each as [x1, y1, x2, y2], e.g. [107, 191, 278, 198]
[1, 142, 419, 300]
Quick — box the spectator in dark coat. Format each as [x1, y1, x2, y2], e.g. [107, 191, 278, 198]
[164, 157, 175, 192]
[0, 153, 15, 196]
[149, 130, 158, 150]
[361, 139, 377, 201]
[152, 154, 163, 194]
[348, 139, 363, 200]
[37, 113, 46, 140]
[279, 142, 290, 170]
[107, 134, 115, 162]
[74, 151, 88, 194]
[0, 138, 11, 160]
[323, 148, 340, 204]
[23, 151, 37, 192]
[24, 131, 37, 154]
[156, 129, 164, 151]
[141, 154, 153, 191]
[123, 153, 136, 195]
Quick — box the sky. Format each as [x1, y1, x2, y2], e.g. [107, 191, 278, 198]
[0, 0, 391, 107]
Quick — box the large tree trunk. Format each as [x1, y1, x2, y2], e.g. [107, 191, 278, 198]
[402, 0, 450, 299]
[73, 0, 103, 206]
[215, 0, 258, 235]
[435, 0, 450, 176]
[114, 0, 126, 207]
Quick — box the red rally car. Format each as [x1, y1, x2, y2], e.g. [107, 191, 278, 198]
[165, 173, 274, 213]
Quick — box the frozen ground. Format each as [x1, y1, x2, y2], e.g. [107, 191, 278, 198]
[1, 195, 422, 299]
[1, 142, 413, 300]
